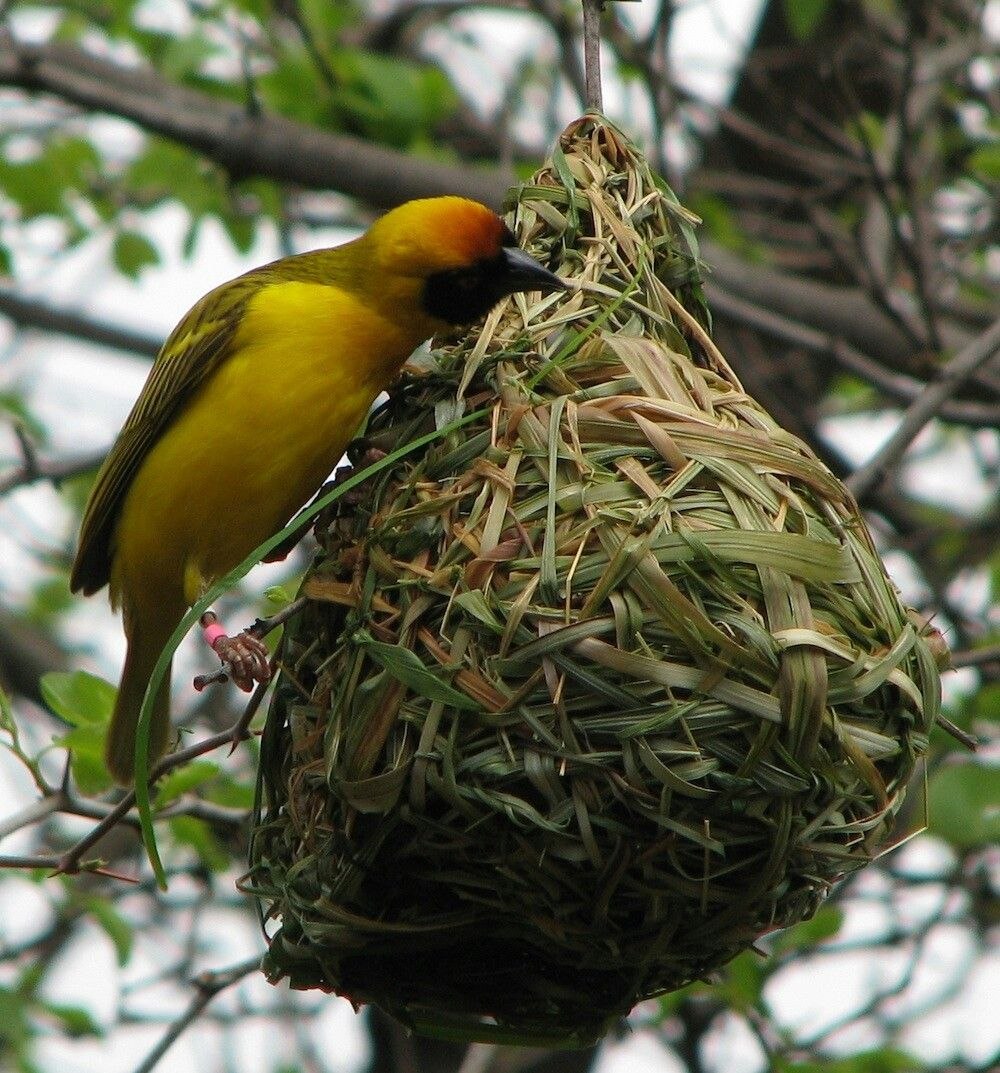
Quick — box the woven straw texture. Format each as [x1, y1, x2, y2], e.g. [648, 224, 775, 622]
[246, 116, 940, 1045]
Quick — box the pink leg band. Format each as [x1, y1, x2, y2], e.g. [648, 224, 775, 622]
[203, 622, 228, 649]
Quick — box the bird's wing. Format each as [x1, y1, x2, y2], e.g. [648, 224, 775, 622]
[70, 279, 254, 595]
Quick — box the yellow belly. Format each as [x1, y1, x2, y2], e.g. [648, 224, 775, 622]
[112, 279, 426, 610]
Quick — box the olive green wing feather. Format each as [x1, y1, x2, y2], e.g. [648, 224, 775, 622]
[70, 279, 255, 595]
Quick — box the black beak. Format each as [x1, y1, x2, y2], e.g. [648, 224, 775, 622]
[501, 247, 567, 295]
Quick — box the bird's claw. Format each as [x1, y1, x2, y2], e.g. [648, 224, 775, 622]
[210, 631, 271, 692]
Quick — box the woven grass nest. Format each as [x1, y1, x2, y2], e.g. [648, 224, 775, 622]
[246, 115, 942, 1045]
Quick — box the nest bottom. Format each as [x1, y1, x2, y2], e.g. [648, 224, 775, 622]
[264, 922, 642, 1045]
[250, 699, 848, 1048]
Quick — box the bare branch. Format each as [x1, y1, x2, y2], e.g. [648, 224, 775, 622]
[0, 446, 107, 496]
[704, 285, 1000, 428]
[847, 318, 1000, 499]
[949, 645, 1000, 671]
[526, 0, 588, 109]
[0, 287, 161, 357]
[134, 957, 261, 1073]
[52, 715, 256, 876]
[701, 243, 975, 378]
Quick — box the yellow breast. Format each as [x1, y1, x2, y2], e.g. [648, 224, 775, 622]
[112, 279, 432, 611]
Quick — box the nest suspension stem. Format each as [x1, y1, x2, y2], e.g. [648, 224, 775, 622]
[582, 0, 605, 112]
[583, 1, 638, 112]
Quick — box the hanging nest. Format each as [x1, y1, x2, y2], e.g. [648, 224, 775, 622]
[244, 116, 942, 1045]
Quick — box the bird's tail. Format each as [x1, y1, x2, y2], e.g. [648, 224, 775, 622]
[105, 615, 175, 785]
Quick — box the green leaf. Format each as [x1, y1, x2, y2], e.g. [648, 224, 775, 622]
[263, 585, 294, 608]
[40, 671, 115, 728]
[55, 725, 112, 794]
[776, 1047, 922, 1073]
[156, 760, 220, 805]
[26, 578, 74, 626]
[169, 815, 229, 871]
[123, 139, 225, 255]
[772, 905, 844, 953]
[0, 684, 15, 738]
[0, 135, 100, 221]
[258, 53, 330, 127]
[0, 155, 65, 218]
[965, 681, 1000, 723]
[41, 671, 115, 792]
[848, 111, 886, 151]
[220, 207, 256, 254]
[334, 49, 458, 146]
[112, 229, 160, 279]
[122, 139, 191, 203]
[354, 632, 481, 711]
[157, 30, 220, 82]
[452, 590, 504, 631]
[298, 0, 355, 40]
[783, 0, 831, 39]
[204, 770, 256, 809]
[717, 950, 766, 1010]
[82, 896, 134, 965]
[0, 983, 33, 1066]
[929, 762, 1000, 848]
[968, 144, 1000, 181]
[687, 192, 760, 259]
[0, 391, 47, 444]
[53, 11, 90, 43]
[42, 1001, 103, 1038]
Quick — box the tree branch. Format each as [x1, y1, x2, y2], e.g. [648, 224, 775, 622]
[0, 287, 161, 358]
[701, 243, 974, 378]
[0, 35, 511, 210]
[1, 33, 986, 390]
[0, 447, 107, 496]
[847, 318, 1000, 499]
[134, 957, 261, 1073]
[704, 285, 1000, 427]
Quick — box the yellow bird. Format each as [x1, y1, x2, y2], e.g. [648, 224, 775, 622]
[71, 197, 564, 784]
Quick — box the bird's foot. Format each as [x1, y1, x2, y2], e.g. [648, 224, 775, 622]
[197, 611, 271, 692]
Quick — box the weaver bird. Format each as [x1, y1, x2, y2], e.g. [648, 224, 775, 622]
[71, 197, 565, 784]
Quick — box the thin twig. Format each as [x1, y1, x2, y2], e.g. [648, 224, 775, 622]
[0, 789, 65, 841]
[53, 693, 271, 877]
[934, 716, 979, 752]
[0, 287, 162, 357]
[0, 853, 61, 870]
[133, 957, 261, 1073]
[948, 645, 1000, 670]
[847, 318, 1000, 499]
[529, 0, 587, 108]
[0, 446, 107, 496]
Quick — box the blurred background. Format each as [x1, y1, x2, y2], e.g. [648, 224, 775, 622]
[0, 2, 997, 1072]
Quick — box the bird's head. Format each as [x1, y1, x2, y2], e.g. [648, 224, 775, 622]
[364, 196, 566, 326]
